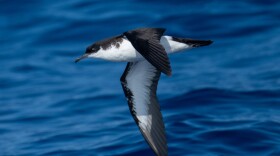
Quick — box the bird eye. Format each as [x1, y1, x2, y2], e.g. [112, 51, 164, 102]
[92, 48, 95, 51]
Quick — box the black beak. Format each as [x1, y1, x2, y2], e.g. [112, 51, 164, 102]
[75, 54, 89, 63]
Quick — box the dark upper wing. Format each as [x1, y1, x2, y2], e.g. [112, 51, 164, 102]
[120, 61, 168, 156]
[123, 28, 172, 76]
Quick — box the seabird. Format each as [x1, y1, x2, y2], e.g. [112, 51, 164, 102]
[75, 28, 212, 156]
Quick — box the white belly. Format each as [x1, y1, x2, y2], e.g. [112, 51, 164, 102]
[92, 36, 192, 62]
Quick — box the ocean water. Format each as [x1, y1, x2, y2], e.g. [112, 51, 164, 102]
[1, 0, 280, 155]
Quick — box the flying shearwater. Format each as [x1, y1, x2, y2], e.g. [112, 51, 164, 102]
[75, 28, 212, 156]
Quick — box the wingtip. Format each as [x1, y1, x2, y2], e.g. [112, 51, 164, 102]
[162, 69, 172, 76]
[153, 144, 168, 156]
[166, 71, 172, 77]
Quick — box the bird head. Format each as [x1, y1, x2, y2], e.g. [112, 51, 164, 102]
[75, 43, 101, 63]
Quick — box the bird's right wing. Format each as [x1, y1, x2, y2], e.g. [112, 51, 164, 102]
[120, 60, 168, 156]
[123, 28, 172, 76]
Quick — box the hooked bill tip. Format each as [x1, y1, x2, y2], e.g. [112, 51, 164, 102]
[74, 54, 89, 63]
[75, 57, 82, 63]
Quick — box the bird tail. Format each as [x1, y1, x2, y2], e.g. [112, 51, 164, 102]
[172, 37, 213, 47]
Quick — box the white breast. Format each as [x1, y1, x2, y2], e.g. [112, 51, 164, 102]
[92, 38, 143, 62]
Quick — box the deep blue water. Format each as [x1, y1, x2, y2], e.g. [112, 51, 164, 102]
[1, 0, 280, 155]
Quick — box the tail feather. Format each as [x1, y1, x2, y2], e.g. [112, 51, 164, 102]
[172, 37, 213, 47]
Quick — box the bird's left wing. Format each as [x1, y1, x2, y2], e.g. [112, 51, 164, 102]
[120, 60, 168, 156]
